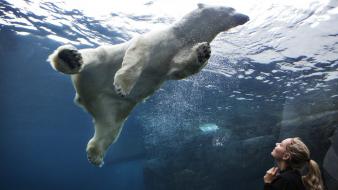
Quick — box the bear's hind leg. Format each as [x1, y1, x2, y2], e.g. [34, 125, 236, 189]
[83, 97, 135, 167]
[86, 120, 124, 167]
[48, 45, 83, 74]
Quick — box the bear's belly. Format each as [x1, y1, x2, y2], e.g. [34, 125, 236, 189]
[72, 59, 122, 101]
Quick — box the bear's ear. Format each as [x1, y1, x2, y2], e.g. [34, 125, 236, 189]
[197, 3, 206, 9]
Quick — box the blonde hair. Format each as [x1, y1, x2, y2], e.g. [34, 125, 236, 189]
[285, 137, 324, 190]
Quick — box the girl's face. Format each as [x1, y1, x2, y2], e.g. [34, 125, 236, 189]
[271, 138, 293, 160]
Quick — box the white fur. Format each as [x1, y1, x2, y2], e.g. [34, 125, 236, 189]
[48, 4, 249, 166]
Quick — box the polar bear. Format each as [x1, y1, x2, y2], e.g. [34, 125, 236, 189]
[48, 4, 249, 167]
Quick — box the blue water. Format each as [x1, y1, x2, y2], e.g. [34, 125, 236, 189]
[1, 0, 338, 190]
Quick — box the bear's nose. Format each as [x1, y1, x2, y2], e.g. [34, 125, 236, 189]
[233, 13, 250, 25]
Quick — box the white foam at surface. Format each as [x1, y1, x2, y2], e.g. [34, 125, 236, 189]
[279, 63, 313, 72]
[297, 72, 324, 79]
[4, 0, 337, 82]
[256, 76, 265, 80]
[324, 71, 338, 81]
[47, 34, 73, 44]
[245, 69, 255, 75]
[236, 97, 253, 101]
[0, 19, 8, 25]
[237, 75, 244, 79]
[39, 26, 54, 34]
[16, 31, 30, 36]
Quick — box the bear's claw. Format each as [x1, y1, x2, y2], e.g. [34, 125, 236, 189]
[113, 73, 131, 97]
[114, 84, 126, 97]
[196, 42, 211, 64]
[58, 48, 83, 73]
[87, 146, 104, 167]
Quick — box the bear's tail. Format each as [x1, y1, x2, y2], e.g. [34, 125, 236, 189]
[47, 45, 83, 74]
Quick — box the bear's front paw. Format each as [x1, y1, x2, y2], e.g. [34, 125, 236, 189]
[87, 145, 104, 167]
[113, 81, 127, 97]
[113, 71, 133, 97]
[57, 47, 83, 74]
[196, 42, 211, 64]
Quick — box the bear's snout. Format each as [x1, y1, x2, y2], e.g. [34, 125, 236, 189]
[233, 13, 250, 25]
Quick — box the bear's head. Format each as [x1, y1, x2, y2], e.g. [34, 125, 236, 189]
[196, 3, 249, 31]
[173, 4, 249, 42]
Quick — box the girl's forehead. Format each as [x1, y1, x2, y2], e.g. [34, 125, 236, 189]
[281, 138, 293, 145]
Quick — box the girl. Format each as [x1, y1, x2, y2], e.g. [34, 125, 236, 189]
[264, 137, 324, 190]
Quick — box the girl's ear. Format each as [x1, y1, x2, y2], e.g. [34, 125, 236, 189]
[282, 152, 291, 160]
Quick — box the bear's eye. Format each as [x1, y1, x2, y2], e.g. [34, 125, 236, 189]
[228, 7, 235, 12]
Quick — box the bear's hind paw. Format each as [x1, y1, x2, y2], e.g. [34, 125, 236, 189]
[87, 146, 104, 167]
[58, 48, 83, 74]
[49, 45, 83, 74]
